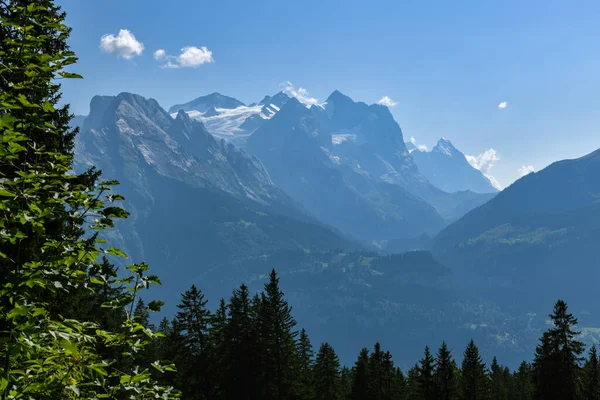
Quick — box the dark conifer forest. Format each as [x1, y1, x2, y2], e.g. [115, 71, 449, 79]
[1, 1, 600, 399]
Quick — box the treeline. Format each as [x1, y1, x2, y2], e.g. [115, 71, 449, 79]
[129, 269, 600, 400]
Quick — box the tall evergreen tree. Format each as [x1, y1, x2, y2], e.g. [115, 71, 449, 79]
[381, 350, 397, 400]
[369, 342, 386, 399]
[461, 339, 489, 400]
[532, 300, 584, 400]
[210, 298, 229, 399]
[258, 269, 300, 399]
[298, 328, 315, 399]
[225, 284, 258, 400]
[406, 363, 421, 400]
[435, 341, 457, 400]
[314, 342, 342, 400]
[490, 357, 509, 400]
[583, 345, 600, 400]
[172, 285, 212, 399]
[351, 348, 371, 400]
[416, 346, 438, 400]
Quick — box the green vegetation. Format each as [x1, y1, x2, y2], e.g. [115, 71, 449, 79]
[0, 0, 176, 397]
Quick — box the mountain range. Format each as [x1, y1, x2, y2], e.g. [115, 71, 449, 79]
[72, 89, 600, 367]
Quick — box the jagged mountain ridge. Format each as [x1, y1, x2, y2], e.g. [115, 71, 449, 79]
[74, 92, 359, 268]
[408, 138, 498, 194]
[170, 91, 291, 145]
[246, 97, 447, 242]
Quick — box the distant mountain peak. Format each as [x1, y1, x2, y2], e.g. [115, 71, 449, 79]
[168, 93, 245, 114]
[432, 137, 461, 157]
[326, 90, 353, 104]
[408, 137, 498, 194]
[259, 91, 290, 107]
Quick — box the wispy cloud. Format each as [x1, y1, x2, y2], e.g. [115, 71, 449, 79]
[156, 46, 214, 68]
[279, 81, 318, 106]
[466, 148, 502, 190]
[498, 101, 508, 109]
[100, 29, 144, 60]
[409, 137, 428, 151]
[377, 96, 397, 108]
[518, 165, 535, 177]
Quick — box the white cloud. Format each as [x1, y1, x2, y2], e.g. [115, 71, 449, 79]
[157, 46, 214, 68]
[377, 96, 397, 108]
[466, 148, 503, 190]
[409, 137, 428, 151]
[279, 81, 318, 106]
[518, 165, 535, 177]
[153, 49, 166, 60]
[498, 101, 508, 109]
[100, 29, 144, 60]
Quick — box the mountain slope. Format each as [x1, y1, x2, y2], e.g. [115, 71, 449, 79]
[246, 97, 446, 242]
[432, 148, 600, 310]
[409, 138, 498, 194]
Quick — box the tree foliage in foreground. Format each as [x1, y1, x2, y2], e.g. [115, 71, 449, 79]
[0, 0, 177, 397]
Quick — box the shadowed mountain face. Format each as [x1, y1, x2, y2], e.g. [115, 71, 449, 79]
[409, 138, 498, 194]
[246, 97, 447, 243]
[433, 148, 600, 313]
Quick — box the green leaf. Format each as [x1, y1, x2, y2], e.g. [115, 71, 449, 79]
[0, 189, 16, 197]
[58, 71, 83, 79]
[105, 247, 127, 258]
[147, 300, 164, 312]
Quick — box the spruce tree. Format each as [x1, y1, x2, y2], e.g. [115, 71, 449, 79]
[210, 298, 229, 399]
[435, 341, 457, 400]
[351, 348, 370, 400]
[172, 285, 213, 399]
[490, 357, 508, 400]
[314, 342, 342, 400]
[382, 350, 397, 400]
[226, 284, 259, 399]
[369, 342, 385, 399]
[416, 345, 438, 400]
[583, 345, 600, 400]
[258, 269, 300, 399]
[406, 363, 420, 400]
[461, 339, 490, 400]
[298, 328, 315, 399]
[532, 300, 584, 400]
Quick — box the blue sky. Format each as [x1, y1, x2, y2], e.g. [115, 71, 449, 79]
[57, 0, 600, 187]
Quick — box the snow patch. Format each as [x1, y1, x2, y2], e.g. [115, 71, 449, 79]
[332, 134, 357, 145]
